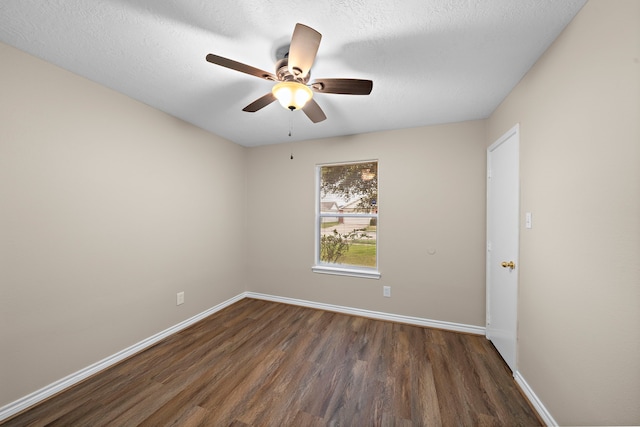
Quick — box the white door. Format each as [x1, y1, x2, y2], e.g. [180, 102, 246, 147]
[486, 124, 520, 372]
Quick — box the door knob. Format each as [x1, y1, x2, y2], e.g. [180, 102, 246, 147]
[501, 261, 516, 269]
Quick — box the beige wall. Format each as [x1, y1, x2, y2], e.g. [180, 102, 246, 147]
[245, 121, 487, 326]
[487, 0, 640, 425]
[0, 43, 247, 406]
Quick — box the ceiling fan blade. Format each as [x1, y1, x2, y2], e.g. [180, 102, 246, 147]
[242, 93, 277, 112]
[302, 99, 327, 123]
[288, 23, 321, 79]
[310, 78, 373, 95]
[206, 54, 277, 81]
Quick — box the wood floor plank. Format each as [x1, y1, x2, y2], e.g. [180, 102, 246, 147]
[410, 328, 442, 426]
[1, 298, 543, 426]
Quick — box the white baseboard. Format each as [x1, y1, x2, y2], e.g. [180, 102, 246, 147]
[1, 291, 485, 422]
[514, 370, 556, 426]
[245, 292, 486, 335]
[0, 293, 244, 423]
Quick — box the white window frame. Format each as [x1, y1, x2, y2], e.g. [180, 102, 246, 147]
[312, 160, 381, 279]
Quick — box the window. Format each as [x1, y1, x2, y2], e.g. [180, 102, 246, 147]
[313, 161, 380, 279]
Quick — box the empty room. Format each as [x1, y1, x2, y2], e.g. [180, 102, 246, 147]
[1, 0, 638, 425]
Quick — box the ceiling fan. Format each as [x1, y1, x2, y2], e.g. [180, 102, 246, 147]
[205, 23, 373, 123]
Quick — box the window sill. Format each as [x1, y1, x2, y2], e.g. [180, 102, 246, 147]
[312, 265, 381, 280]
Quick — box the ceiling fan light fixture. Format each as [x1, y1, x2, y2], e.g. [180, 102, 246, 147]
[272, 81, 313, 111]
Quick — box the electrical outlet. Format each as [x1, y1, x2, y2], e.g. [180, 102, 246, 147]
[176, 291, 185, 305]
[383, 286, 391, 297]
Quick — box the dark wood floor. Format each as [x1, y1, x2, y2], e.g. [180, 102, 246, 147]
[2, 298, 542, 426]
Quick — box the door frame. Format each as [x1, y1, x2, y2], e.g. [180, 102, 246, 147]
[486, 124, 520, 372]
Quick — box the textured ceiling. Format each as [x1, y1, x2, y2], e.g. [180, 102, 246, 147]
[0, 0, 586, 147]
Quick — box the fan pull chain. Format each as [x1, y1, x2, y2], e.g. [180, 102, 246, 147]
[289, 112, 294, 159]
[288, 112, 293, 137]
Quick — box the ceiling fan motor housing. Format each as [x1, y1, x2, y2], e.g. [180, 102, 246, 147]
[275, 58, 310, 84]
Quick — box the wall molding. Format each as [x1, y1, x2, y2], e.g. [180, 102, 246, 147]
[0, 293, 244, 423]
[514, 370, 557, 426]
[245, 292, 486, 335]
[1, 291, 486, 422]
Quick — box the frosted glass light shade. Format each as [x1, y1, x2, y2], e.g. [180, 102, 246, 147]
[272, 81, 313, 111]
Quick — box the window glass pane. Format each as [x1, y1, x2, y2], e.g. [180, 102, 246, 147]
[319, 221, 377, 268]
[318, 161, 378, 269]
[320, 162, 378, 213]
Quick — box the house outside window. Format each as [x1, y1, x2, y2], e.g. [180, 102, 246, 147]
[313, 160, 380, 279]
